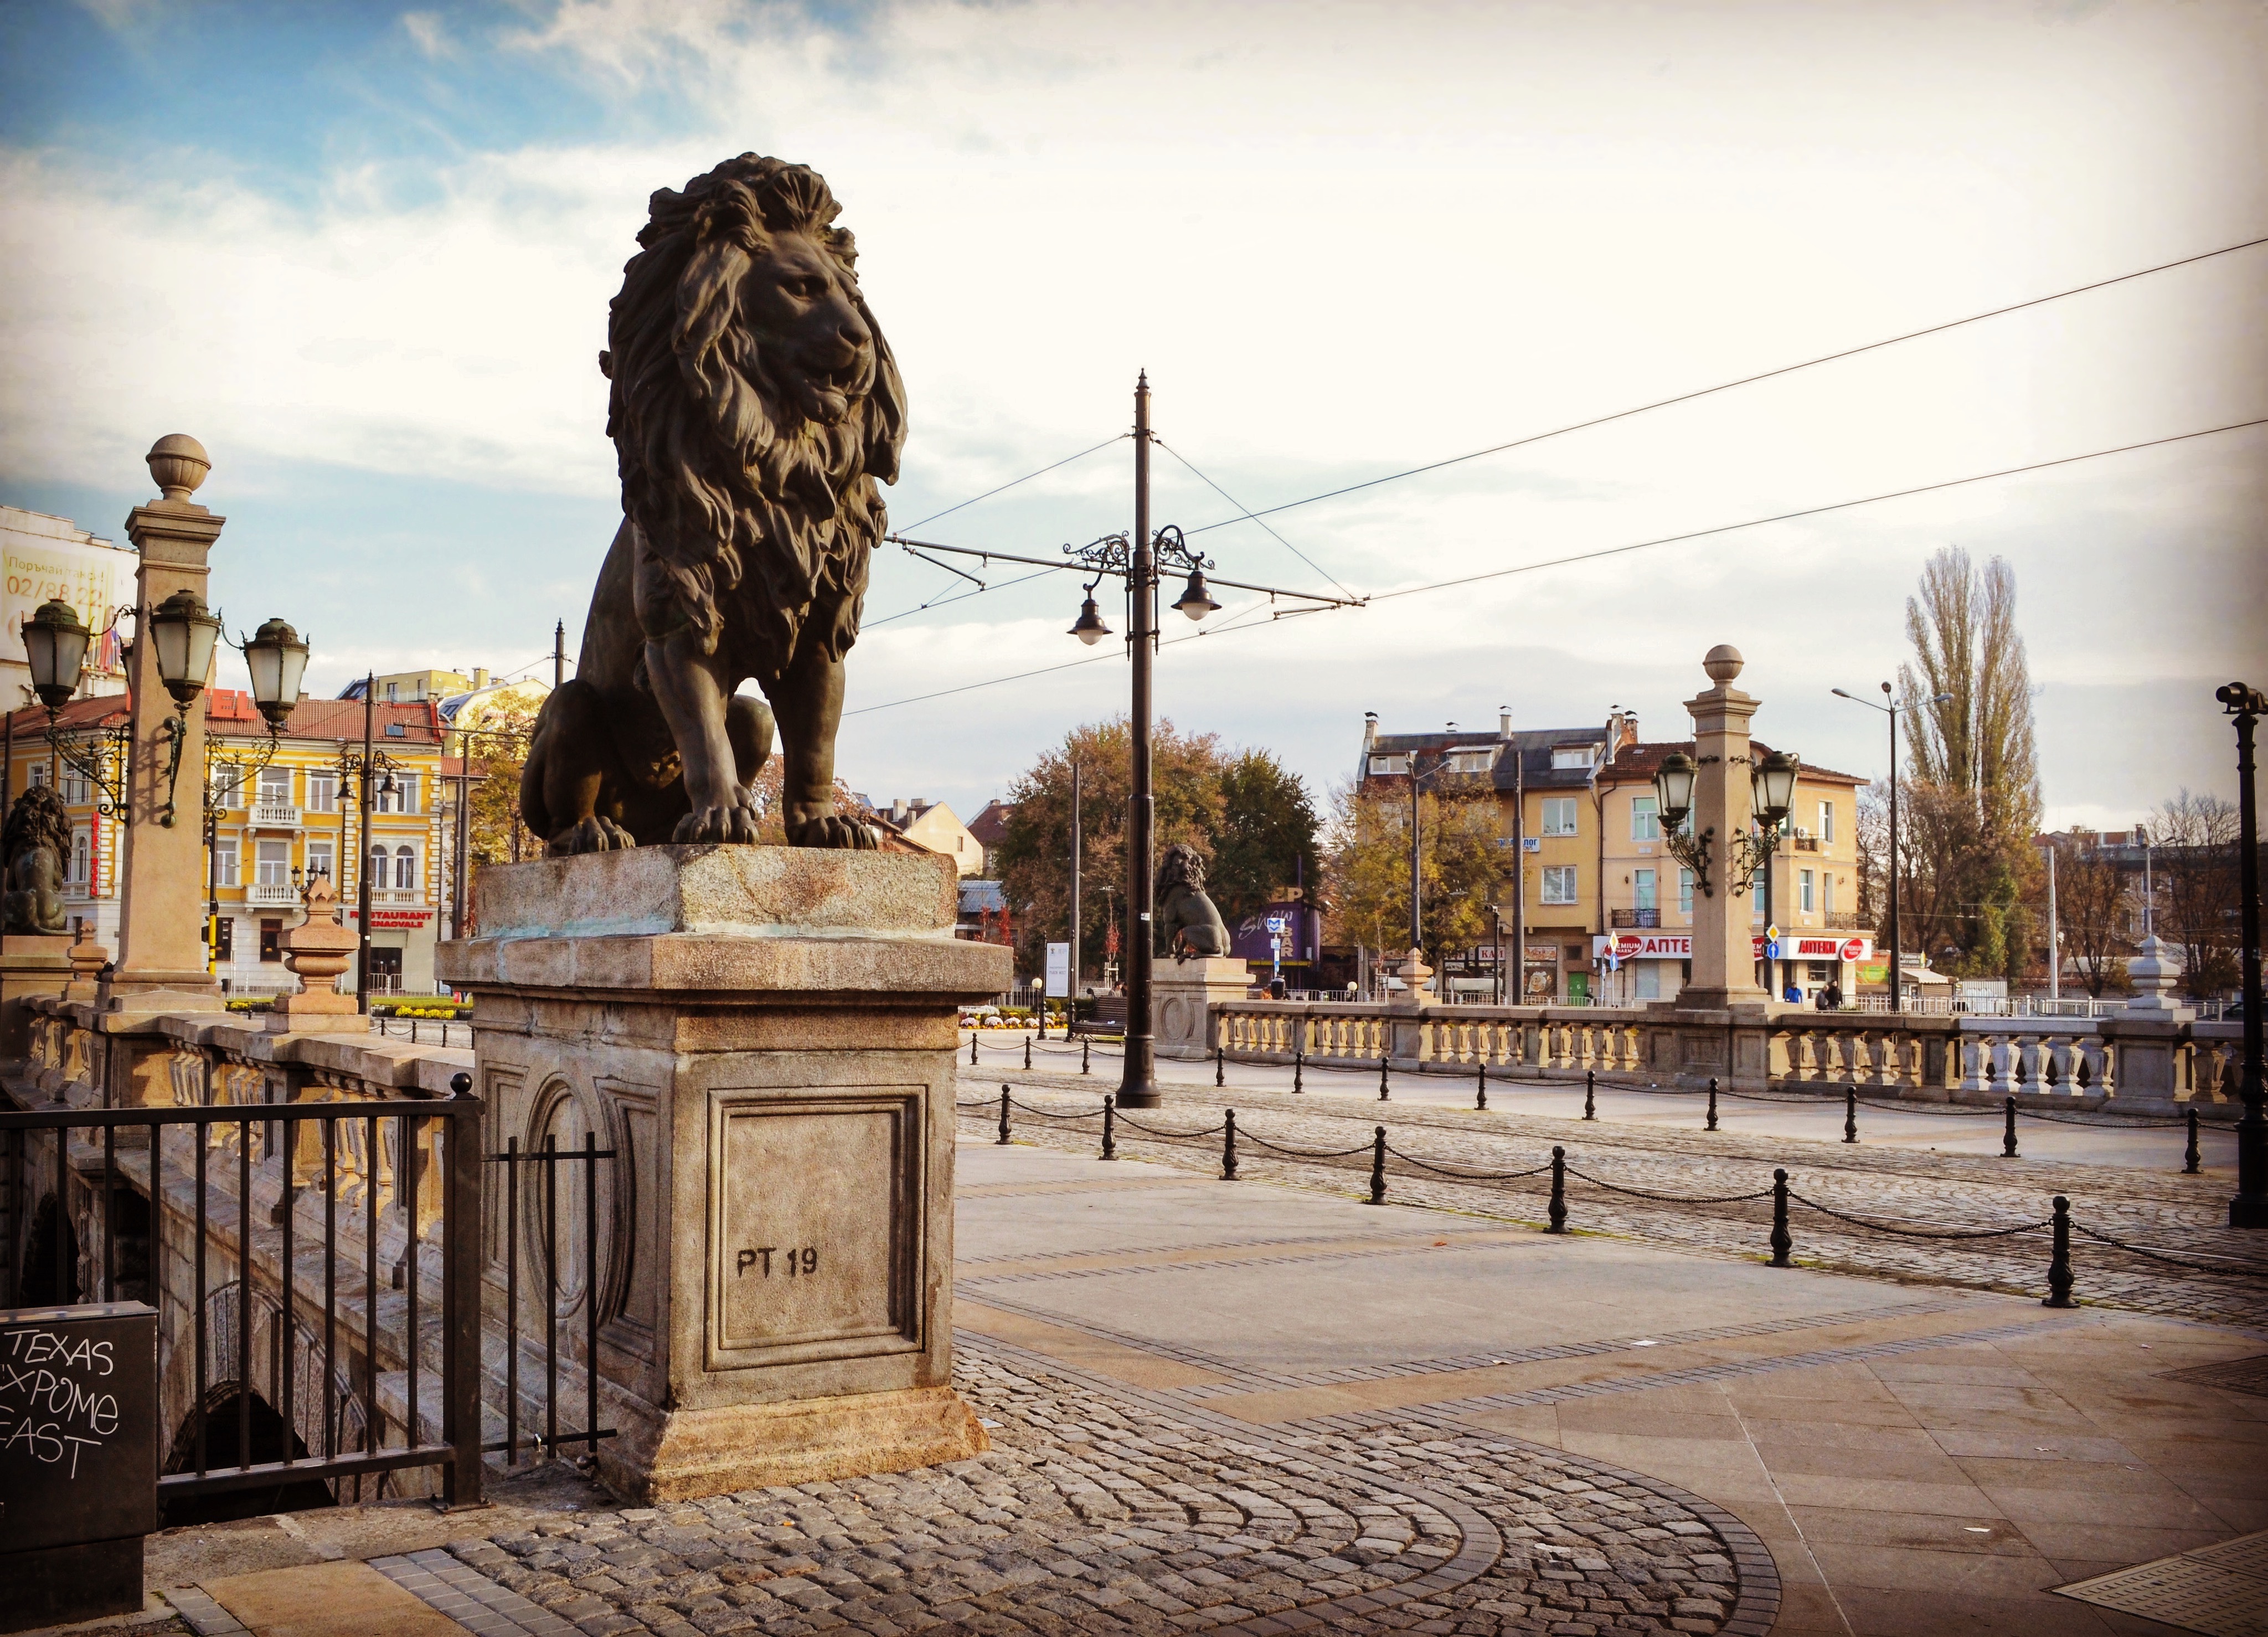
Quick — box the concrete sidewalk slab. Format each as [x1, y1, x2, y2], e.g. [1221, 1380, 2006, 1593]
[199, 1562, 469, 1637]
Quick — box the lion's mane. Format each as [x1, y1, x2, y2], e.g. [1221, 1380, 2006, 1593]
[1157, 843, 1207, 894]
[2, 785, 71, 873]
[603, 154, 907, 681]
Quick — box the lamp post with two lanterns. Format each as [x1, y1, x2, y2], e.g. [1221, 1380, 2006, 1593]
[1651, 743, 1802, 991]
[885, 373, 1363, 1105]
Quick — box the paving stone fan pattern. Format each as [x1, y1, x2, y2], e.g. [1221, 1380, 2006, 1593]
[449, 1343, 1753, 1636]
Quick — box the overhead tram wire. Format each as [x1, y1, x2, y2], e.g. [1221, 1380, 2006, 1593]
[1178, 233, 2268, 538]
[1152, 437, 1362, 601]
[841, 413, 2268, 718]
[898, 434, 1130, 532]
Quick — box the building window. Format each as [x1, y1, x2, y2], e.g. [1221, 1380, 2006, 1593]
[210, 767, 242, 810]
[394, 845, 417, 890]
[259, 919, 282, 962]
[306, 840, 334, 882]
[1679, 868, 1694, 919]
[1630, 795, 1659, 841]
[214, 838, 239, 887]
[1800, 868, 1816, 913]
[1550, 745, 1592, 770]
[368, 844, 387, 888]
[256, 840, 290, 887]
[1447, 750, 1490, 774]
[1368, 754, 1408, 776]
[1633, 868, 1656, 912]
[385, 681, 398, 702]
[28, 764, 47, 787]
[61, 767, 89, 805]
[69, 830, 89, 887]
[1753, 876, 1768, 924]
[1824, 874, 1837, 914]
[214, 918, 233, 962]
[379, 774, 420, 814]
[1541, 797, 1579, 836]
[1818, 799, 1834, 843]
[259, 768, 292, 807]
[306, 773, 337, 814]
[1634, 961, 1662, 1001]
[1541, 865, 1578, 905]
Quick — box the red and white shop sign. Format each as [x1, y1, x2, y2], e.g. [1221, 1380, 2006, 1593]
[1592, 932, 1872, 962]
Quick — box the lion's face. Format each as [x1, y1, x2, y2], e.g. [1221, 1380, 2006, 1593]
[737, 233, 877, 430]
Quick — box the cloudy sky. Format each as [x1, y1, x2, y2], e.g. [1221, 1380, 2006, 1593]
[3, 0, 2262, 832]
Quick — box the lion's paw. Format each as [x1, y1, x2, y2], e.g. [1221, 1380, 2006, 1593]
[786, 814, 880, 850]
[673, 804, 763, 846]
[550, 816, 637, 856]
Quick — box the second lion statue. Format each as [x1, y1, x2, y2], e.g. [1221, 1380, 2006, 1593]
[522, 154, 906, 853]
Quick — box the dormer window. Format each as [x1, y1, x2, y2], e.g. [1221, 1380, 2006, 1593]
[1368, 754, 1409, 775]
[1447, 750, 1491, 775]
[1551, 745, 1594, 770]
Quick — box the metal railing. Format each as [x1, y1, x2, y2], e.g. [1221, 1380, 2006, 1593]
[0, 1091, 486, 1512]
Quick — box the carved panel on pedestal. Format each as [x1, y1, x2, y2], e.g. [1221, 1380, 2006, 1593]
[705, 1089, 923, 1372]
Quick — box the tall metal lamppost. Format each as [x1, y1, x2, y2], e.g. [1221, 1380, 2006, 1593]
[1832, 684, 1953, 1008]
[886, 373, 1364, 1106]
[333, 673, 401, 1013]
[2220, 681, 2266, 1229]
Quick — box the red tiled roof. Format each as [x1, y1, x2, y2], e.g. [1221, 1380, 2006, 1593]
[4, 690, 443, 746]
[1598, 740, 1865, 786]
[966, 800, 1014, 847]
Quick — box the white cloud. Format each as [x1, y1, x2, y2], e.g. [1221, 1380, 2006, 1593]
[401, 10, 454, 59]
[4, 0, 2264, 827]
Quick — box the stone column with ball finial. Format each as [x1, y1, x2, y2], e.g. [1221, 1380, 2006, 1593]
[112, 435, 226, 1000]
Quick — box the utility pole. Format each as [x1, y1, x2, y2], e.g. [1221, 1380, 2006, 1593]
[554, 620, 567, 689]
[2047, 842, 2060, 1003]
[1886, 681, 1902, 1010]
[1069, 762, 1082, 998]
[355, 673, 375, 1012]
[1510, 735, 1527, 1001]
[1122, 374, 1158, 1108]
[1407, 754, 1423, 955]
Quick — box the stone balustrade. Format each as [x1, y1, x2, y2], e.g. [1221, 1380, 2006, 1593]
[1212, 999, 2244, 1113]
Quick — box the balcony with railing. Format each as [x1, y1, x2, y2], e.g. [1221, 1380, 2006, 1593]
[1822, 911, 1869, 930]
[1609, 908, 1661, 928]
[249, 801, 302, 828]
[246, 880, 301, 907]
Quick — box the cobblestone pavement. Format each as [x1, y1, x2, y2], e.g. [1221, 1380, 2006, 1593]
[447, 1336, 1773, 1636]
[957, 1068, 2268, 1329]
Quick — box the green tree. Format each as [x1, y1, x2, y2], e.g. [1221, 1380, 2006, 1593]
[1322, 776, 1504, 976]
[1209, 749, 1319, 925]
[994, 718, 1225, 978]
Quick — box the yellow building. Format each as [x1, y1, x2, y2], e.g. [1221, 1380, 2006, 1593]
[3, 689, 450, 997]
[867, 797, 985, 878]
[1356, 711, 1874, 1003]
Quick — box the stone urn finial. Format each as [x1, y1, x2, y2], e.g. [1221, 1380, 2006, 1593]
[266, 871, 367, 1032]
[1703, 644, 1744, 684]
[1392, 945, 1435, 1005]
[63, 922, 111, 1001]
[2125, 933, 2190, 1018]
[146, 433, 211, 502]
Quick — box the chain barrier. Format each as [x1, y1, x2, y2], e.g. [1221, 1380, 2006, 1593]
[1560, 1166, 1776, 1207]
[1784, 1190, 2051, 1242]
[2070, 1219, 2268, 1278]
[1384, 1146, 1555, 1182]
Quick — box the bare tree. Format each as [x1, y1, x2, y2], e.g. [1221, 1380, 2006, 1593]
[1896, 547, 2044, 982]
[2145, 790, 2241, 1000]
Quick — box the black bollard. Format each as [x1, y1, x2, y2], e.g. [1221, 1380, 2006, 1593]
[1024, 1036, 1032, 1071]
[1379, 1056, 1391, 1101]
[2185, 1106, 2202, 1176]
[997, 1085, 1011, 1146]
[1367, 1126, 1386, 1204]
[1584, 1069, 1596, 1121]
[1101, 1093, 1117, 1161]
[2043, 1196, 2075, 1307]
[1843, 1084, 1859, 1144]
[1222, 1109, 1239, 1181]
[1770, 1168, 1792, 1268]
[971, 1033, 979, 1067]
[1295, 1048, 1305, 1094]
[1082, 1036, 1091, 1075]
[1547, 1146, 1567, 1234]
[1706, 1077, 1719, 1132]
[1216, 1043, 1225, 1088]
[2003, 1097, 2019, 1159]
[1476, 1061, 1487, 1111]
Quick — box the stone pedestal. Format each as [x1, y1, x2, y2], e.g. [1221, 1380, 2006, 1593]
[437, 845, 1009, 1503]
[1153, 955, 1252, 1059]
[0, 935, 73, 1065]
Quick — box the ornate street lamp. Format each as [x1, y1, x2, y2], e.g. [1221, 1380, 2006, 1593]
[22, 597, 131, 820]
[1654, 750, 1712, 897]
[240, 617, 310, 729]
[1171, 568, 1220, 620]
[1069, 593, 1111, 645]
[2219, 681, 2265, 1229]
[1752, 748, 1801, 826]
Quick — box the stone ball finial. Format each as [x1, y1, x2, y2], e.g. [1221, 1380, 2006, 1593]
[1702, 644, 1744, 683]
[146, 434, 211, 501]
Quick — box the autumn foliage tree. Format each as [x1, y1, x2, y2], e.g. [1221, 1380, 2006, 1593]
[1322, 773, 1505, 977]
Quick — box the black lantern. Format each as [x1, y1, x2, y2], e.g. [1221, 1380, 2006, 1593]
[23, 598, 91, 709]
[240, 616, 310, 730]
[1653, 750, 1696, 830]
[147, 588, 223, 707]
[1171, 568, 1219, 621]
[1070, 594, 1111, 646]
[1752, 749, 1801, 825]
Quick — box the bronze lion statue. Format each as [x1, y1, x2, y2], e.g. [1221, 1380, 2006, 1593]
[1154, 843, 1230, 961]
[2, 784, 72, 934]
[522, 154, 905, 853]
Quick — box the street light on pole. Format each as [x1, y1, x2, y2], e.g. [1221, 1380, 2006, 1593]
[2218, 681, 2265, 1229]
[886, 373, 1364, 1106]
[1832, 684, 1953, 1010]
